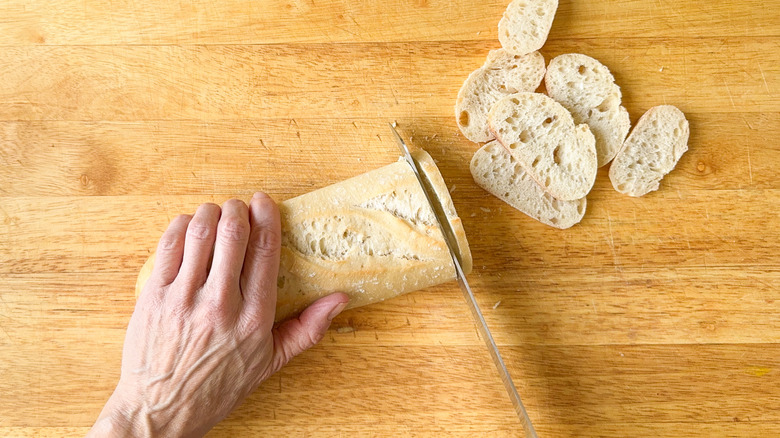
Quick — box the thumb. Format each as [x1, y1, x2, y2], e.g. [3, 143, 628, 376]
[271, 293, 349, 371]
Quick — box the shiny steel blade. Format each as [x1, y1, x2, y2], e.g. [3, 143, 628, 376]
[388, 124, 538, 437]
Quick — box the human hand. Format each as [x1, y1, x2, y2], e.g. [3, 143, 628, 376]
[88, 193, 349, 437]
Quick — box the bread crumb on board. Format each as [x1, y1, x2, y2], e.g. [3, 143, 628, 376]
[480, 207, 491, 213]
[392, 120, 397, 128]
[492, 300, 502, 309]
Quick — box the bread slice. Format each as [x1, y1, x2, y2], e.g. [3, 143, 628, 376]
[578, 85, 631, 167]
[545, 53, 616, 109]
[498, 0, 558, 56]
[545, 54, 631, 166]
[609, 105, 690, 197]
[455, 50, 546, 143]
[488, 92, 597, 201]
[471, 141, 586, 229]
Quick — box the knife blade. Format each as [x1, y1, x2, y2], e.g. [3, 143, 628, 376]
[389, 124, 538, 437]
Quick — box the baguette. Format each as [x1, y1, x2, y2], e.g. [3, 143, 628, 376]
[609, 105, 690, 197]
[545, 54, 631, 167]
[498, 0, 558, 56]
[471, 141, 586, 229]
[455, 50, 546, 143]
[136, 150, 473, 322]
[487, 92, 597, 201]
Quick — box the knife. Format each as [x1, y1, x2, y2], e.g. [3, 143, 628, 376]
[389, 124, 538, 437]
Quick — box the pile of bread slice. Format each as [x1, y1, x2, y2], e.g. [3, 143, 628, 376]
[457, 0, 690, 229]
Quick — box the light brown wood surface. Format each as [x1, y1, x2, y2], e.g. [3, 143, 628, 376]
[1, 0, 778, 436]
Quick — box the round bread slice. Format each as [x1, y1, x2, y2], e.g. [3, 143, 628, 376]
[609, 105, 690, 197]
[498, 0, 558, 56]
[488, 92, 597, 201]
[455, 50, 546, 143]
[471, 140, 586, 229]
[545, 53, 617, 110]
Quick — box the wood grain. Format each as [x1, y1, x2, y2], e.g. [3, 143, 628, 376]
[1, 113, 778, 196]
[0, 0, 777, 45]
[1, 39, 777, 121]
[1, 0, 779, 436]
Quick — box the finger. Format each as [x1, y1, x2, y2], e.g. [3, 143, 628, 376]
[151, 214, 192, 286]
[207, 199, 251, 294]
[240, 192, 282, 331]
[271, 293, 349, 371]
[177, 203, 221, 289]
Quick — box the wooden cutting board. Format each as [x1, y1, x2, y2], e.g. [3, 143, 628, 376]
[1, 1, 778, 436]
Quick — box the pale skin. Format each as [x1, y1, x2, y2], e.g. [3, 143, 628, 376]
[87, 192, 349, 437]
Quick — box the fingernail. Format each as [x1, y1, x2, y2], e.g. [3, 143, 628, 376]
[253, 192, 269, 201]
[327, 302, 348, 321]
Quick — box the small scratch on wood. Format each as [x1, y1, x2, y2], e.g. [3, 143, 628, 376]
[606, 211, 620, 271]
[758, 63, 770, 93]
[723, 79, 736, 108]
[747, 143, 754, 185]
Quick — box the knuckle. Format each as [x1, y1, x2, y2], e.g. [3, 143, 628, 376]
[187, 221, 213, 241]
[138, 289, 164, 312]
[202, 296, 237, 326]
[307, 329, 324, 347]
[158, 215, 190, 251]
[254, 227, 281, 257]
[293, 322, 322, 351]
[219, 217, 250, 243]
[166, 298, 191, 322]
[158, 233, 181, 251]
[240, 315, 263, 334]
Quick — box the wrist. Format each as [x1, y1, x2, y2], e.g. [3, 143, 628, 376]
[88, 384, 210, 438]
[87, 393, 147, 438]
